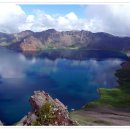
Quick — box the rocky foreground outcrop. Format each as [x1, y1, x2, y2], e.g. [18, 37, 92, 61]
[17, 91, 76, 126]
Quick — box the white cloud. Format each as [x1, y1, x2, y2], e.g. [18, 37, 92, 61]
[0, 4, 26, 33]
[85, 4, 130, 36]
[0, 4, 88, 33]
[65, 12, 78, 22]
[20, 11, 86, 31]
[0, 4, 130, 36]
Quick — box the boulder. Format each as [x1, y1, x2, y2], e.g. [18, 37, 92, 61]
[17, 91, 76, 126]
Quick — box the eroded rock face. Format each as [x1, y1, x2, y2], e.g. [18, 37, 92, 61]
[17, 91, 75, 126]
[20, 36, 43, 51]
[1, 29, 130, 52]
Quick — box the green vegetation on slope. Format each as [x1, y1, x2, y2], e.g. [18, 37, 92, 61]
[115, 68, 130, 93]
[70, 63, 130, 125]
[70, 64, 130, 125]
[85, 88, 130, 108]
[33, 102, 55, 126]
[85, 63, 130, 109]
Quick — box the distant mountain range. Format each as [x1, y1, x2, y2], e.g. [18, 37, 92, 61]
[0, 29, 130, 53]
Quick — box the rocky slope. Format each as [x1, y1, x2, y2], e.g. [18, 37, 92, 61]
[70, 107, 130, 125]
[16, 91, 76, 126]
[1, 29, 130, 52]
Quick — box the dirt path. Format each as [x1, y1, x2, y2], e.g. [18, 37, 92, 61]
[70, 107, 130, 125]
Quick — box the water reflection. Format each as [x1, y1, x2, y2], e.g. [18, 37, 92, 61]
[0, 49, 35, 78]
[0, 48, 126, 125]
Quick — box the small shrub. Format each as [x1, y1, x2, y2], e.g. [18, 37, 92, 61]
[33, 102, 56, 125]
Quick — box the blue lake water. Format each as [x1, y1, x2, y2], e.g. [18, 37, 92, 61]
[0, 48, 128, 125]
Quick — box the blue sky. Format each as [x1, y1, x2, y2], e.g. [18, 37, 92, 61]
[0, 4, 130, 36]
[20, 4, 87, 18]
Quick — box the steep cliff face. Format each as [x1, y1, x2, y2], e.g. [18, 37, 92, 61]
[20, 36, 43, 51]
[1, 29, 130, 52]
[17, 91, 76, 126]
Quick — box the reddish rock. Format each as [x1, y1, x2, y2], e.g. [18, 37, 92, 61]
[17, 91, 76, 126]
[20, 36, 43, 51]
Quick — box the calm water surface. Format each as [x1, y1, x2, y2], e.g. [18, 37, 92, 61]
[0, 48, 128, 125]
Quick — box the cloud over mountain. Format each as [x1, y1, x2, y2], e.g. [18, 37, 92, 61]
[0, 4, 130, 36]
[85, 5, 130, 36]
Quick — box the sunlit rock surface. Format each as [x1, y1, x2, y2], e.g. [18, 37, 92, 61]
[1, 29, 130, 52]
[17, 91, 76, 126]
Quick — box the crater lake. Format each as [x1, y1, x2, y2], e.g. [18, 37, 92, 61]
[0, 48, 128, 125]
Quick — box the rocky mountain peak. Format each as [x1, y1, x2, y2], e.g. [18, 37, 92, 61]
[13, 30, 34, 41]
[45, 29, 57, 33]
[1, 29, 130, 52]
[18, 30, 34, 35]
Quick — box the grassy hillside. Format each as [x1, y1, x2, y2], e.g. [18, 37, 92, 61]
[85, 88, 130, 108]
[70, 61, 130, 125]
[86, 63, 130, 108]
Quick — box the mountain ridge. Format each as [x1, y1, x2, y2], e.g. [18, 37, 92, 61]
[0, 29, 130, 52]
